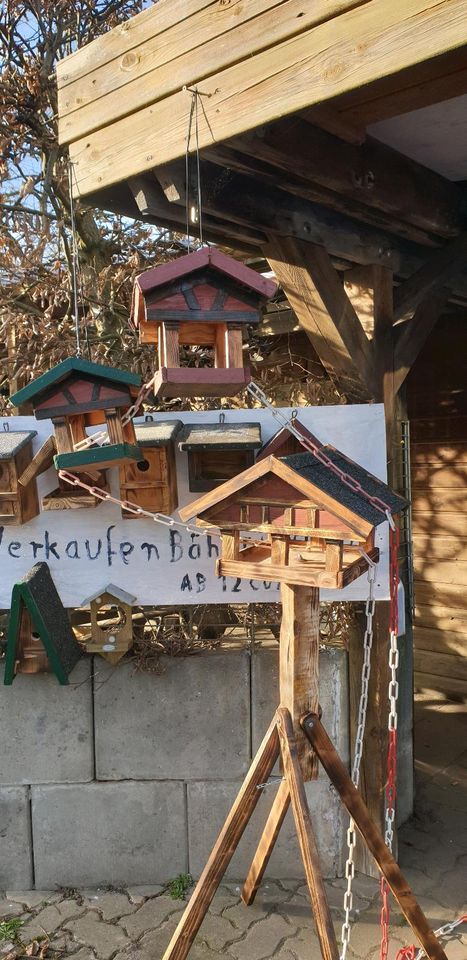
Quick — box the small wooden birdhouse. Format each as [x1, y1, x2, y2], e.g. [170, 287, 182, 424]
[256, 417, 323, 461]
[119, 419, 182, 519]
[131, 248, 277, 397]
[0, 429, 39, 525]
[179, 449, 407, 588]
[4, 563, 82, 684]
[11, 358, 143, 508]
[82, 584, 136, 663]
[178, 419, 262, 492]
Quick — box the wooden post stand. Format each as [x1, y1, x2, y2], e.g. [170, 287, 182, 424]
[162, 585, 448, 960]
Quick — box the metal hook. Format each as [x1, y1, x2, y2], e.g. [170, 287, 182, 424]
[291, 409, 298, 420]
[3, 422, 10, 432]
[219, 412, 226, 424]
[145, 414, 154, 422]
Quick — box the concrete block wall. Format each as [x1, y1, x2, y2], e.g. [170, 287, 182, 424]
[0, 646, 349, 890]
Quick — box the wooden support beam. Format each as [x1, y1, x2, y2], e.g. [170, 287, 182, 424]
[264, 236, 377, 401]
[17, 435, 56, 487]
[393, 233, 467, 320]
[393, 287, 450, 396]
[279, 584, 319, 782]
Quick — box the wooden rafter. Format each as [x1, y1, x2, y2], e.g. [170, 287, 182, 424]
[393, 286, 451, 395]
[263, 237, 377, 401]
[393, 232, 467, 320]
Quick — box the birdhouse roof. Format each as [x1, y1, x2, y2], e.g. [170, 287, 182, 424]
[179, 449, 407, 536]
[0, 430, 37, 459]
[178, 421, 262, 451]
[257, 419, 323, 460]
[81, 583, 137, 606]
[134, 247, 277, 300]
[10, 356, 141, 407]
[135, 420, 183, 447]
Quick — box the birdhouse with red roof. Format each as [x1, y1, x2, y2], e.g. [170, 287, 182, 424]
[131, 248, 277, 397]
[179, 448, 407, 589]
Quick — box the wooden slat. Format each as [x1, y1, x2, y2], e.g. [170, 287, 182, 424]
[414, 647, 467, 681]
[411, 489, 467, 512]
[242, 780, 290, 906]
[412, 512, 467, 538]
[414, 671, 467, 700]
[413, 558, 467, 585]
[410, 416, 467, 442]
[58, 0, 365, 142]
[410, 442, 467, 465]
[411, 535, 467, 561]
[411, 464, 467, 488]
[65, 0, 467, 196]
[414, 580, 467, 608]
[413, 626, 467, 657]
[414, 603, 467, 630]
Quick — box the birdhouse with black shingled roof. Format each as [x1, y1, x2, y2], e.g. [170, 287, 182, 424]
[131, 248, 277, 397]
[0, 429, 39, 525]
[119, 419, 182, 518]
[178, 418, 262, 492]
[11, 358, 143, 508]
[179, 447, 407, 588]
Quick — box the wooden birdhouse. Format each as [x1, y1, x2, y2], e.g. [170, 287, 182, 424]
[131, 248, 277, 397]
[11, 358, 143, 509]
[4, 563, 82, 684]
[82, 584, 136, 663]
[0, 429, 39, 525]
[178, 419, 262, 492]
[119, 419, 182, 519]
[257, 417, 323, 461]
[179, 449, 407, 588]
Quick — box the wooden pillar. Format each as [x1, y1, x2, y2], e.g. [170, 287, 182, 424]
[279, 583, 319, 781]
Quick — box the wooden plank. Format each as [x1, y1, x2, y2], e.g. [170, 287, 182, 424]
[412, 511, 467, 538]
[58, 0, 365, 142]
[414, 648, 467, 682]
[411, 489, 467, 512]
[301, 713, 449, 960]
[66, 0, 467, 196]
[394, 234, 467, 320]
[414, 580, 467, 608]
[277, 708, 339, 960]
[393, 288, 450, 395]
[241, 780, 290, 906]
[413, 626, 467, 656]
[413, 558, 467, 585]
[264, 237, 377, 401]
[161, 716, 280, 960]
[411, 464, 467, 488]
[414, 603, 467, 631]
[414, 671, 467, 700]
[410, 416, 467, 442]
[411, 535, 467, 561]
[279, 584, 319, 781]
[17, 435, 56, 486]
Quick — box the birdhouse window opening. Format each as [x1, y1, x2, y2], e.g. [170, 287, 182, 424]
[95, 603, 127, 634]
[136, 458, 151, 473]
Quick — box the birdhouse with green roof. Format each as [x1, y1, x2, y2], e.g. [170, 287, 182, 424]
[179, 448, 407, 589]
[11, 357, 143, 479]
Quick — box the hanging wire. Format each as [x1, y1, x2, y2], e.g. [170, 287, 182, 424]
[194, 88, 203, 245]
[67, 159, 81, 356]
[184, 86, 204, 250]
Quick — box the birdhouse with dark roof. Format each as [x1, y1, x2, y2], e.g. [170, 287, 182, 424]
[119, 419, 182, 518]
[256, 416, 323, 462]
[179, 448, 407, 589]
[0, 429, 39, 525]
[131, 248, 277, 398]
[177, 418, 262, 492]
[11, 358, 143, 508]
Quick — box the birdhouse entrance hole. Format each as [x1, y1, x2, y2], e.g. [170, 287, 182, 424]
[95, 603, 127, 633]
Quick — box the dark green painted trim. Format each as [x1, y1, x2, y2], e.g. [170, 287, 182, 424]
[3, 585, 22, 685]
[54, 442, 142, 469]
[11, 356, 141, 407]
[4, 585, 68, 685]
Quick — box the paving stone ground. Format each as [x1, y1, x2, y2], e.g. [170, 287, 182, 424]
[1, 694, 465, 960]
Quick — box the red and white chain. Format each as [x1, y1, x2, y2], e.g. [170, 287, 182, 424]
[396, 916, 467, 959]
[74, 374, 157, 451]
[340, 556, 377, 960]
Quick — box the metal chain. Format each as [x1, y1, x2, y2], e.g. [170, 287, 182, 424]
[73, 375, 157, 451]
[380, 522, 400, 960]
[340, 560, 377, 960]
[246, 383, 396, 524]
[396, 916, 467, 959]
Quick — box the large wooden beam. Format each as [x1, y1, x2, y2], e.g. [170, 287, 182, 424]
[393, 233, 467, 320]
[216, 119, 464, 242]
[264, 236, 377, 401]
[393, 287, 450, 395]
[63, 0, 467, 197]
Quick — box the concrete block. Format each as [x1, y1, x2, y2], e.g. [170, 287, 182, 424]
[0, 786, 32, 888]
[0, 660, 93, 785]
[94, 651, 250, 781]
[251, 644, 349, 759]
[187, 776, 345, 880]
[31, 781, 186, 887]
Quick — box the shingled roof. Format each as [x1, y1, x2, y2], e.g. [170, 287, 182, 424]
[135, 247, 277, 300]
[0, 430, 37, 459]
[282, 449, 407, 526]
[178, 422, 262, 451]
[11, 356, 141, 407]
[135, 420, 183, 447]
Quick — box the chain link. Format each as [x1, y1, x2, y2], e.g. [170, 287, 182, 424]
[396, 915, 467, 959]
[340, 561, 377, 960]
[72, 375, 157, 452]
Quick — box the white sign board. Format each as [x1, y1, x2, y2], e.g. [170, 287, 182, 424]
[0, 406, 390, 607]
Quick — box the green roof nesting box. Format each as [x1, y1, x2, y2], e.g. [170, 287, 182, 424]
[0, 430, 39, 525]
[11, 358, 143, 501]
[131, 248, 277, 398]
[179, 448, 407, 588]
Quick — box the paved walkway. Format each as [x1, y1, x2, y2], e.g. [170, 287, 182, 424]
[1, 694, 466, 959]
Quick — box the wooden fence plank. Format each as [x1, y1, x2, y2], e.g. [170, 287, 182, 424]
[410, 442, 467, 465]
[414, 580, 467, 608]
[414, 603, 467, 630]
[413, 627, 467, 656]
[413, 558, 467, 585]
[411, 535, 467, 561]
[64, 0, 467, 196]
[414, 671, 467, 699]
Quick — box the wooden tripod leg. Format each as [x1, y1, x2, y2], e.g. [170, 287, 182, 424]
[242, 778, 290, 905]
[301, 713, 449, 960]
[162, 716, 280, 960]
[277, 708, 339, 960]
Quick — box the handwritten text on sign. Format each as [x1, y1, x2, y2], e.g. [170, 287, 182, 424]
[0, 406, 389, 606]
